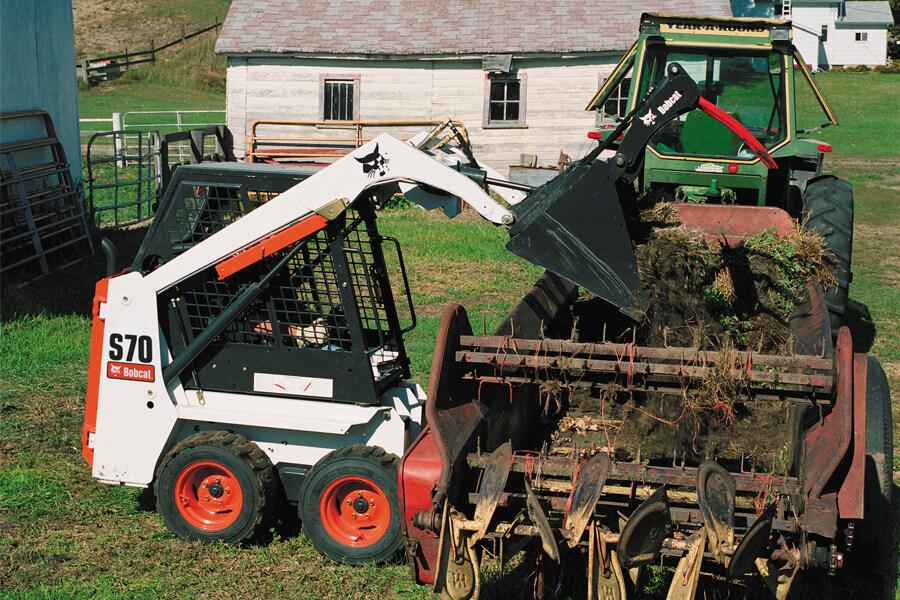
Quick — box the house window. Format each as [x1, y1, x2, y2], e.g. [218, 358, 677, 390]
[484, 74, 526, 128]
[320, 75, 360, 121]
[855, 32, 868, 42]
[821, 25, 828, 42]
[598, 77, 632, 124]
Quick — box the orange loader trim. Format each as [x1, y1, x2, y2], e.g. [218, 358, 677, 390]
[215, 214, 328, 280]
[82, 277, 111, 467]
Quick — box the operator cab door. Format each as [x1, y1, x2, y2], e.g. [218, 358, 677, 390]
[161, 200, 412, 405]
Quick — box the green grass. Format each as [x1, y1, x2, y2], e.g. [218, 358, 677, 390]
[79, 37, 225, 119]
[810, 72, 900, 158]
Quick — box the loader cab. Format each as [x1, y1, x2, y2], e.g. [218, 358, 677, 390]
[587, 14, 838, 208]
[136, 163, 415, 404]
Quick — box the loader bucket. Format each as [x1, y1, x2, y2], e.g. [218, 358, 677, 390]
[506, 159, 646, 320]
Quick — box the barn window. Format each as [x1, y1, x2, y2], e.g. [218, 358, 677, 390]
[483, 74, 526, 128]
[855, 32, 868, 42]
[821, 25, 828, 42]
[320, 75, 360, 121]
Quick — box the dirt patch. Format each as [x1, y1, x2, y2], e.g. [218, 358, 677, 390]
[73, 0, 179, 58]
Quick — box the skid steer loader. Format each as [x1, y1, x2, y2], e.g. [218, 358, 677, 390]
[82, 62, 782, 566]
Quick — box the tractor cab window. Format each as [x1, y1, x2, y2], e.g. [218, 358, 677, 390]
[644, 49, 787, 159]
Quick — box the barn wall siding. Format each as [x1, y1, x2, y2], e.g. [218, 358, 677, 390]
[226, 55, 620, 173]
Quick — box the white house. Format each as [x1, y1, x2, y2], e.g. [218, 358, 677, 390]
[736, 0, 894, 68]
[215, 0, 731, 173]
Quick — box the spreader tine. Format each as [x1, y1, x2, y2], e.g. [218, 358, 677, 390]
[696, 460, 736, 565]
[617, 486, 672, 570]
[470, 441, 513, 545]
[665, 529, 706, 600]
[756, 557, 799, 600]
[729, 503, 777, 578]
[564, 452, 610, 548]
[524, 475, 560, 563]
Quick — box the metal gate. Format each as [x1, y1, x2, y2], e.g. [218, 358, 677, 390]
[86, 129, 160, 229]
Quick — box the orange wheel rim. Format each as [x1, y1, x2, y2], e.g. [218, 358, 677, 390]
[174, 461, 243, 531]
[319, 475, 390, 547]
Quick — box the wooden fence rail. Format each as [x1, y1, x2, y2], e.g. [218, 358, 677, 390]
[76, 19, 221, 86]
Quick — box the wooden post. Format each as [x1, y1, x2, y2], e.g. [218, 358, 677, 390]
[181, 24, 186, 50]
[124, 47, 129, 69]
[150, 39, 155, 63]
[80, 59, 90, 86]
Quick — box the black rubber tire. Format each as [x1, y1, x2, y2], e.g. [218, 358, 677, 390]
[857, 356, 894, 548]
[801, 175, 853, 333]
[298, 444, 402, 564]
[155, 430, 275, 545]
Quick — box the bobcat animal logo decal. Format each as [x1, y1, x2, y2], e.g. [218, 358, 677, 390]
[355, 144, 390, 178]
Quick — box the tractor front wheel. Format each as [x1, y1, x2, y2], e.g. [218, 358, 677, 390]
[298, 444, 402, 564]
[802, 175, 853, 332]
[155, 430, 275, 544]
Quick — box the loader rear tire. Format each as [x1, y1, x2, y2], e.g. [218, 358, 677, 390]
[155, 430, 275, 545]
[802, 175, 853, 333]
[298, 444, 402, 564]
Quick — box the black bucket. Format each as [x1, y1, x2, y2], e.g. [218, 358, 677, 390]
[505, 160, 646, 320]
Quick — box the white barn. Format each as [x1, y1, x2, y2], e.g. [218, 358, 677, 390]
[215, 0, 731, 173]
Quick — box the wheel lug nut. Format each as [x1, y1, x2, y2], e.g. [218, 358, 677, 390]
[366, 514, 370, 519]
[205, 496, 210, 501]
[347, 500, 352, 506]
[351, 513, 357, 519]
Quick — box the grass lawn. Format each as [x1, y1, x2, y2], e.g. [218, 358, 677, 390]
[2, 71, 899, 598]
[810, 72, 900, 159]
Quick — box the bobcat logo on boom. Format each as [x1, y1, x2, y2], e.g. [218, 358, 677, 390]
[355, 144, 390, 178]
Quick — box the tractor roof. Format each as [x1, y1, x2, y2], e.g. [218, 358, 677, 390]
[640, 13, 793, 43]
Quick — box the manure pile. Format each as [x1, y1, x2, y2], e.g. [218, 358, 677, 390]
[543, 200, 836, 471]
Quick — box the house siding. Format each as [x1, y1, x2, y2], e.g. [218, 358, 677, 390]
[831, 26, 888, 66]
[226, 55, 620, 173]
[791, 3, 841, 67]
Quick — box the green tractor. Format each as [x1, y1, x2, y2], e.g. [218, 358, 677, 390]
[587, 13, 852, 330]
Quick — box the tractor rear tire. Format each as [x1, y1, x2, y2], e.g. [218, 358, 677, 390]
[801, 175, 853, 333]
[298, 444, 402, 564]
[155, 430, 275, 545]
[857, 357, 894, 549]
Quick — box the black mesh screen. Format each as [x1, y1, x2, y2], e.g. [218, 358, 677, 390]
[179, 208, 396, 357]
[167, 185, 276, 257]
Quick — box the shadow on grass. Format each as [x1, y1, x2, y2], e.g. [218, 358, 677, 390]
[1, 227, 148, 321]
[846, 298, 877, 354]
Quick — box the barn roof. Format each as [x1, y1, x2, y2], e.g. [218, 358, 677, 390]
[215, 0, 732, 56]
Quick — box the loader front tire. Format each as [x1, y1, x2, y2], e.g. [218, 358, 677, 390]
[298, 444, 402, 564]
[802, 175, 853, 333]
[155, 430, 275, 545]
